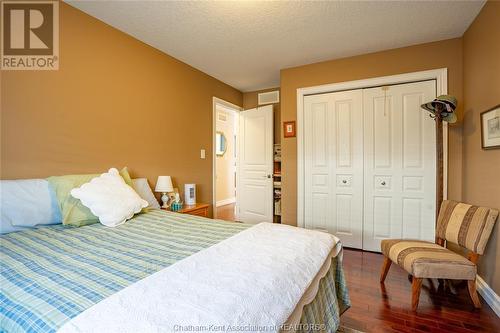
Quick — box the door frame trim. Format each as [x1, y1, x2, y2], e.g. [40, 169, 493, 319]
[297, 68, 449, 228]
[212, 97, 242, 218]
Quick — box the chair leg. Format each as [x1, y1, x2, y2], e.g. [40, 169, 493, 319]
[467, 279, 482, 309]
[380, 257, 392, 283]
[411, 277, 423, 311]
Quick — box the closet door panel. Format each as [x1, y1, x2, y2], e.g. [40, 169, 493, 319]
[312, 104, 328, 167]
[373, 96, 393, 168]
[402, 197, 422, 239]
[336, 194, 353, 234]
[364, 88, 400, 251]
[304, 91, 363, 248]
[363, 80, 436, 252]
[304, 97, 331, 233]
[312, 193, 329, 231]
[373, 196, 392, 239]
[336, 101, 353, 168]
[331, 91, 363, 248]
[403, 93, 424, 168]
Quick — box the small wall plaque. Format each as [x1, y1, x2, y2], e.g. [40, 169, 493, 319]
[283, 121, 296, 138]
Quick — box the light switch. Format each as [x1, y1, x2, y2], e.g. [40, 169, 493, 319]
[200, 149, 206, 159]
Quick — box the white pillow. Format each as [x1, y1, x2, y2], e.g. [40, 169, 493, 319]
[1, 179, 62, 234]
[71, 168, 148, 227]
[132, 178, 161, 209]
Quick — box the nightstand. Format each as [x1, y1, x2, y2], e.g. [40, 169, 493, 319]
[164, 203, 209, 218]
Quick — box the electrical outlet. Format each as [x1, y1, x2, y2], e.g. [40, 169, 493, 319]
[200, 149, 206, 159]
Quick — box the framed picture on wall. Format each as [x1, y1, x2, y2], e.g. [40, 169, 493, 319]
[481, 104, 500, 149]
[283, 121, 296, 138]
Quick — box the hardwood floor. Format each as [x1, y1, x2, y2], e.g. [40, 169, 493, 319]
[341, 249, 500, 333]
[215, 203, 236, 221]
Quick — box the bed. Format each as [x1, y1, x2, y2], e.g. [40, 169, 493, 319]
[0, 210, 350, 332]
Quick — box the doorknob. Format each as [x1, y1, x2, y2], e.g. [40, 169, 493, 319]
[381, 181, 386, 186]
[267, 174, 272, 179]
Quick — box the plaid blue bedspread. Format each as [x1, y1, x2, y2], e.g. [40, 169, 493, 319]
[1, 210, 349, 332]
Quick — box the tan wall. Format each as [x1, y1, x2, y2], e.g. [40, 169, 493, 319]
[280, 38, 464, 226]
[462, 1, 500, 294]
[243, 88, 281, 144]
[0, 3, 242, 214]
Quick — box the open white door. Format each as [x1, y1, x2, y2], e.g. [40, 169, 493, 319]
[236, 105, 274, 224]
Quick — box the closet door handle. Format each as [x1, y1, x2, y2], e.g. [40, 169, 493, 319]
[342, 180, 347, 184]
[381, 181, 386, 186]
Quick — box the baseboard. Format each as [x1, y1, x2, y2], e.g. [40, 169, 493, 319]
[477, 275, 500, 317]
[216, 197, 236, 207]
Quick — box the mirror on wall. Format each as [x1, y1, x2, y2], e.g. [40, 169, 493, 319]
[216, 131, 227, 156]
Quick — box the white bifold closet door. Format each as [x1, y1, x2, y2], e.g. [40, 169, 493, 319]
[304, 90, 364, 249]
[303, 80, 437, 251]
[363, 81, 436, 251]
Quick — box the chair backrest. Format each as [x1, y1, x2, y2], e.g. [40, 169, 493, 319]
[436, 200, 499, 255]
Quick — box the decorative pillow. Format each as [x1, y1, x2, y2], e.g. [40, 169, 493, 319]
[0, 179, 62, 234]
[71, 168, 148, 227]
[47, 173, 99, 227]
[119, 167, 134, 187]
[132, 178, 161, 209]
[120, 168, 151, 213]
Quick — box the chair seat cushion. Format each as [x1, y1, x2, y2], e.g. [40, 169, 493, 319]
[381, 239, 476, 280]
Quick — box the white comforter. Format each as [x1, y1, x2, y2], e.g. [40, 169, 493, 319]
[59, 222, 340, 333]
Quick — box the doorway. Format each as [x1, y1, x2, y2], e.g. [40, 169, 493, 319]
[212, 98, 275, 223]
[213, 99, 240, 221]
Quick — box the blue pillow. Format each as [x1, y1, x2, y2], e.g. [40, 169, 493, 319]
[0, 179, 62, 234]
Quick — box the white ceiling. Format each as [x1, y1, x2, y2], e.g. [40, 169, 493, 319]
[66, 0, 485, 92]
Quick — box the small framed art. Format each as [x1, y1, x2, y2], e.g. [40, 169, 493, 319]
[167, 188, 180, 203]
[481, 104, 500, 149]
[283, 121, 296, 138]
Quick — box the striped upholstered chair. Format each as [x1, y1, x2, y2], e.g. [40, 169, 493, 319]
[380, 200, 499, 311]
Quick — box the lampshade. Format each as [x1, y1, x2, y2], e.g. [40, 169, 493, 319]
[155, 176, 173, 193]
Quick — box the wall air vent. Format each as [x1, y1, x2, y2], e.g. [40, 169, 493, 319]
[218, 112, 227, 122]
[258, 90, 280, 105]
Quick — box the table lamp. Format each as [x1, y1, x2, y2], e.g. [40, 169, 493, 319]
[155, 176, 174, 209]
